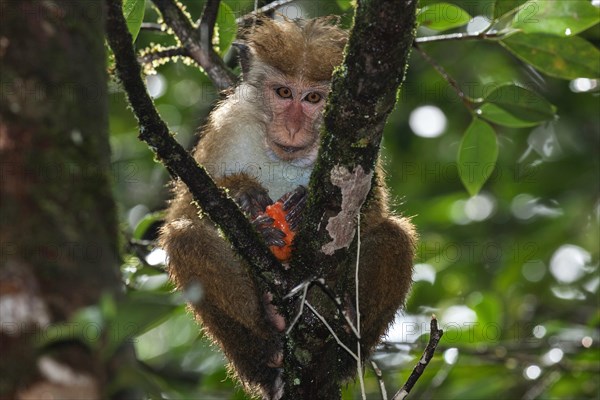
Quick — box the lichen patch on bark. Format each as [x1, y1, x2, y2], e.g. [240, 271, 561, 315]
[321, 164, 373, 255]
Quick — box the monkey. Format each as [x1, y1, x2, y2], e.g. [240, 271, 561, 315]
[159, 17, 416, 400]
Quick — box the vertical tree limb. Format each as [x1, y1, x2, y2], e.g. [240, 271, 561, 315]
[294, 0, 417, 276]
[284, 1, 418, 398]
[198, 0, 220, 48]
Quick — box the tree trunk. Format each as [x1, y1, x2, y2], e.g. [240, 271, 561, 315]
[1, 1, 124, 397]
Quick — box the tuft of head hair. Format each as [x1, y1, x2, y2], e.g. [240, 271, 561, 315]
[238, 17, 348, 82]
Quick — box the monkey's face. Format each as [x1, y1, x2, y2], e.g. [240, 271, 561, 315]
[262, 78, 328, 166]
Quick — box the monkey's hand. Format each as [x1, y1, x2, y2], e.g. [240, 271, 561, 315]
[253, 186, 307, 262]
[281, 185, 307, 231]
[235, 185, 274, 219]
[252, 213, 287, 248]
[251, 185, 307, 248]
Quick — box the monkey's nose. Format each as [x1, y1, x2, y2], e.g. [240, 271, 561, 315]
[285, 120, 302, 139]
[285, 102, 303, 139]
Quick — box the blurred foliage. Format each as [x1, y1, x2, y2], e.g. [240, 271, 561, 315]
[107, 0, 600, 398]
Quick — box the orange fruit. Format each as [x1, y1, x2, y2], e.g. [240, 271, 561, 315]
[264, 201, 294, 262]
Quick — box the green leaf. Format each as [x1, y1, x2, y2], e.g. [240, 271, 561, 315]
[336, 0, 354, 11]
[216, 2, 236, 55]
[494, 0, 528, 19]
[501, 33, 600, 79]
[133, 211, 165, 240]
[105, 291, 181, 357]
[458, 119, 498, 196]
[122, 0, 146, 41]
[417, 3, 472, 31]
[477, 103, 538, 127]
[511, 0, 600, 37]
[477, 84, 556, 127]
[472, 293, 503, 328]
[34, 305, 105, 349]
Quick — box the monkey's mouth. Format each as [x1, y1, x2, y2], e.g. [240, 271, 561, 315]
[273, 142, 306, 154]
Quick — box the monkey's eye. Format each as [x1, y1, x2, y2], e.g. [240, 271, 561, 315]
[275, 87, 293, 99]
[304, 92, 322, 104]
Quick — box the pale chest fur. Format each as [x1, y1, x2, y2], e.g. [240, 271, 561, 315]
[200, 113, 312, 201]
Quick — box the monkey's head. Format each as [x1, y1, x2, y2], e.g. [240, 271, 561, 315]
[235, 17, 348, 166]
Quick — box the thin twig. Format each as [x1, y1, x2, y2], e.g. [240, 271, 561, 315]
[355, 213, 361, 336]
[285, 281, 309, 335]
[355, 213, 366, 400]
[151, 0, 235, 90]
[413, 44, 480, 108]
[306, 301, 359, 362]
[414, 31, 506, 44]
[141, 22, 165, 32]
[419, 360, 452, 399]
[391, 316, 444, 400]
[370, 360, 388, 400]
[105, 0, 284, 299]
[312, 280, 360, 339]
[235, 0, 296, 24]
[284, 278, 360, 339]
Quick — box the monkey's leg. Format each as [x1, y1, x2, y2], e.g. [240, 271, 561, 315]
[199, 302, 283, 399]
[160, 215, 268, 333]
[357, 215, 416, 350]
[160, 217, 283, 393]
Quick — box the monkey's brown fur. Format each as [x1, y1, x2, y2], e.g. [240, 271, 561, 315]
[160, 17, 415, 400]
[239, 17, 347, 82]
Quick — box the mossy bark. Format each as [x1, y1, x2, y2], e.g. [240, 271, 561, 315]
[283, 1, 417, 398]
[0, 1, 125, 397]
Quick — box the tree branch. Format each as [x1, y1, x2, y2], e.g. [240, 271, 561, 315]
[197, 0, 219, 47]
[293, 0, 417, 277]
[150, 0, 235, 90]
[105, 0, 285, 298]
[392, 316, 444, 400]
[138, 45, 189, 66]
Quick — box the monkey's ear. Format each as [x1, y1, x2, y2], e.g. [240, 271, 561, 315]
[232, 42, 252, 77]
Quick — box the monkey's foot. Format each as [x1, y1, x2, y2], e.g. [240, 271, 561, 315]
[267, 351, 284, 368]
[263, 292, 286, 333]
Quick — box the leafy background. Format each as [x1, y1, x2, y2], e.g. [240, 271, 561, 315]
[106, 0, 599, 398]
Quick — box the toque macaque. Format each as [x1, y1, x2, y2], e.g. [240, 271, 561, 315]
[159, 16, 416, 400]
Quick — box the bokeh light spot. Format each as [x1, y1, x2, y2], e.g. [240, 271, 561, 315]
[409, 105, 447, 138]
[524, 365, 542, 380]
[146, 73, 167, 99]
[550, 244, 590, 284]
